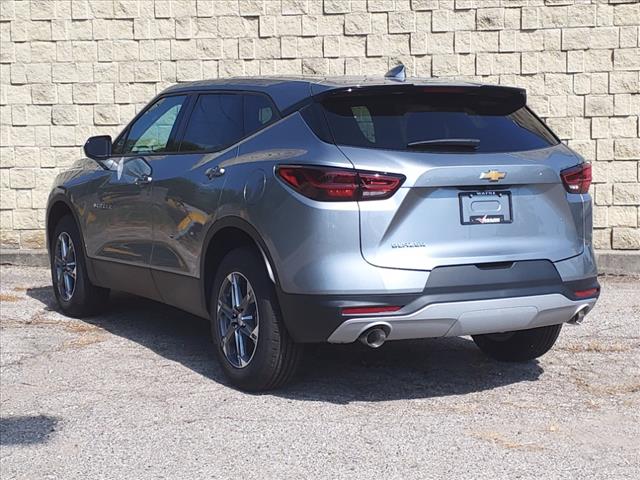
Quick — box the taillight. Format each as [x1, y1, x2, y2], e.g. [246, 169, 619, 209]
[560, 163, 592, 194]
[276, 165, 405, 201]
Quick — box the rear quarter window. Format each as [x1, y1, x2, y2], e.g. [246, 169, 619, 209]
[244, 94, 278, 136]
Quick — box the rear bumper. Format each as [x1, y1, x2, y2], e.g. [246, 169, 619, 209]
[326, 293, 596, 343]
[276, 260, 600, 343]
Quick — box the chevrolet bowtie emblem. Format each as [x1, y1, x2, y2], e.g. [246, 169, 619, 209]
[480, 170, 506, 182]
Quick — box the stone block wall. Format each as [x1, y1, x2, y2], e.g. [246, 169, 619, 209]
[0, 0, 638, 250]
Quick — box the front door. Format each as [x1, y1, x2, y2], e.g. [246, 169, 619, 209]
[83, 94, 188, 269]
[85, 155, 153, 266]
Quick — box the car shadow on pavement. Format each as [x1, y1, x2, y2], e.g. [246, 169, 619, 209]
[27, 286, 543, 404]
[0, 415, 59, 446]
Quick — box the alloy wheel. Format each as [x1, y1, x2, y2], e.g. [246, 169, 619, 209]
[54, 232, 77, 301]
[217, 272, 259, 368]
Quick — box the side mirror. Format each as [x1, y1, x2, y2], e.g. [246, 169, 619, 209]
[84, 135, 112, 160]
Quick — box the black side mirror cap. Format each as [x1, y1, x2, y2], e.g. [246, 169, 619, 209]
[84, 135, 113, 160]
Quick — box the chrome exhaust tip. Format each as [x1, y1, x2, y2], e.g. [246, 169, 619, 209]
[358, 327, 387, 348]
[568, 306, 589, 325]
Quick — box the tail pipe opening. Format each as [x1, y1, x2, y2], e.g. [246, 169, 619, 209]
[358, 327, 388, 348]
[568, 305, 590, 325]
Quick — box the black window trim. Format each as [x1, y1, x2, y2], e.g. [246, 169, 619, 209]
[525, 105, 561, 145]
[112, 89, 282, 158]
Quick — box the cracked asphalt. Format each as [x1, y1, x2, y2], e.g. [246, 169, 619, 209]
[1, 265, 639, 479]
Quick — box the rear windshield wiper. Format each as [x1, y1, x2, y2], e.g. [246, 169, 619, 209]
[406, 138, 480, 151]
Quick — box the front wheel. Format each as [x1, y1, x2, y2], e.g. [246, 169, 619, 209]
[210, 247, 302, 391]
[472, 324, 563, 362]
[50, 214, 109, 317]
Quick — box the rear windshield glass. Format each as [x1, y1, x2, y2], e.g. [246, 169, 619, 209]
[317, 92, 558, 153]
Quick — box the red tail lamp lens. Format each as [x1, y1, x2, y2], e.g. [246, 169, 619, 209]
[341, 306, 402, 316]
[277, 165, 404, 201]
[358, 171, 404, 199]
[574, 288, 599, 298]
[561, 163, 592, 194]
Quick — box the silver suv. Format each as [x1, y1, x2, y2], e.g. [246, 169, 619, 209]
[47, 68, 599, 391]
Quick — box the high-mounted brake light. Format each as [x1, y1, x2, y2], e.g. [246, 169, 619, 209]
[277, 165, 405, 201]
[561, 163, 592, 194]
[421, 86, 468, 94]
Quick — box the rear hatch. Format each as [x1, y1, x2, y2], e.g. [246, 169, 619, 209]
[308, 85, 586, 271]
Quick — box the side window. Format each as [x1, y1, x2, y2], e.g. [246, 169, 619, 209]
[123, 95, 186, 154]
[179, 94, 243, 153]
[244, 94, 278, 137]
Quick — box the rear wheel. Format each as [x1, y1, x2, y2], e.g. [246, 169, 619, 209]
[472, 324, 562, 362]
[210, 247, 302, 391]
[50, 214, 109, 317]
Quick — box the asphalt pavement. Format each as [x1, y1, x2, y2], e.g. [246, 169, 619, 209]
[1, 266, 639, 479]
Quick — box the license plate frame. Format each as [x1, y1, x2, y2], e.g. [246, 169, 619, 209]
[459, 190, 513, 225]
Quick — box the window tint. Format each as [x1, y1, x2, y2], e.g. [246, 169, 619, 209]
[179, 94, 243, 153]
[317, 92, 558, 153]
[123, 95, 186, 154]
[244, 94, 277, 136]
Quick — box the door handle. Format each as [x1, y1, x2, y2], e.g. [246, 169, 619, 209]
[134, 175, 152, 186]
[205, 166, 225, 180]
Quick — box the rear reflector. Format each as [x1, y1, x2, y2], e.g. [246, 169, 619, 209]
[574, 288, 599, 298]
[277, 165, 404, 202]
[341, 306, 402, 316]
[561, 163, 592, 194]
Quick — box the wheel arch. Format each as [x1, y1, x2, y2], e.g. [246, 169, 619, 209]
[46, 192, 101, 285]
[200, 216, 278, 314]
[46, 192, 80, 253]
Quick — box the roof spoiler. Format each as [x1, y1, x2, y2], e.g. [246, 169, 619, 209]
[317, 83, 527, 115]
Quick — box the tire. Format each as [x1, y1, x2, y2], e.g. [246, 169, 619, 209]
[210, 247, 302, 391]
[472, 324, 563, 362]
[50, 214, 109, 317]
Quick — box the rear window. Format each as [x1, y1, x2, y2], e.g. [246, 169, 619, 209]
[314, 91, 558, 153]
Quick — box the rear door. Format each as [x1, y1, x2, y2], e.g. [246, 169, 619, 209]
[148, 91, 280, 277]
[316, 87, 586, 271]
[148, 92, 243, 276]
